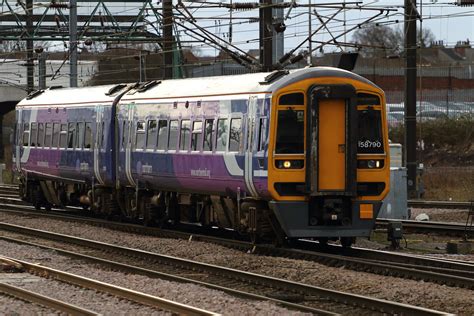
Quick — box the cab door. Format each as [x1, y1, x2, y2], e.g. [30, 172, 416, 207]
[318, 99, 346, 191]
[307, 85, 357, 195]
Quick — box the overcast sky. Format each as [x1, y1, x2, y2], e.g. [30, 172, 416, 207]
[180, 1, 474, 55]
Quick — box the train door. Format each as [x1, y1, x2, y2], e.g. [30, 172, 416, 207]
[94, 106, 105, 184]
[124, 103, 136, 186]
[245, 95, 258, 197]
[318, 99, 346, 190]
[307, 85, 357, 195]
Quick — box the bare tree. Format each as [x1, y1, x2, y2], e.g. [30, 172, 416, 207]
[352, 24, 436, 57]
[352, 23, 400, 57]
[394, 26, 435, 49]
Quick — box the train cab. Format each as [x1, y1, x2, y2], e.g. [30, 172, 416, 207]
[267, 72, 390, 245]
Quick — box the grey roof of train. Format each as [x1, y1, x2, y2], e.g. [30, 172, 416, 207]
[18, 67, 379, 106]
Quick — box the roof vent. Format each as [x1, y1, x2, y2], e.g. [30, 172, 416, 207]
[48, 85, 63, 90]
[105, 84, 127, 96]
[260, 70, 289, 85]
[26, 89, 44, 100]
[136, 80, 161, 92]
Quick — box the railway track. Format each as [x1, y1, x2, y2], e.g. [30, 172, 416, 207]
[3, 185, 471, 209]
[0, 256, 214, 315]
[0, 198, 473, 289]
[0, 185, 19, 198]
[0, 222, 451, 315]
[376, 219, 469, 237]
[408, 200, 473, 210]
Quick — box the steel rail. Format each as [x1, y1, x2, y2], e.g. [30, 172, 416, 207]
[0, 282, 99, 315]
[0, 235, 337, 316]
[0, 222, 453, 315]
[0, 255, 218, 316]
[408, 200, 473, 209]
[376, 219, 468, 236]
[0, 202, 473, 288]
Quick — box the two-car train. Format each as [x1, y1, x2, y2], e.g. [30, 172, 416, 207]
[13, 67, 390, 246]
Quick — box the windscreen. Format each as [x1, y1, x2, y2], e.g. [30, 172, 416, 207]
[358, 108, 384, 154]
[275, 109, 305, 154]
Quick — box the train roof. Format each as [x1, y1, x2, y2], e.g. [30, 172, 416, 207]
[17, 84, 118, 107]
[17, 67, 379, 107]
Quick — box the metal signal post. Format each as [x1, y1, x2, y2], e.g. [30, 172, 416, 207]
[404, 0, 417, 198]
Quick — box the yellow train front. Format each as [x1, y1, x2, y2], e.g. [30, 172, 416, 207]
[266, 68, 390, 246]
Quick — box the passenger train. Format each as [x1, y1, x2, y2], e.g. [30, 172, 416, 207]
[13, 67, 390, 246]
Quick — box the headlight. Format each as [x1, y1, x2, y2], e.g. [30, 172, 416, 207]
[276, 159, 304, 169]
[357, 159, 384, 169]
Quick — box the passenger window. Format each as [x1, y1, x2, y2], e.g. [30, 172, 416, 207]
[229, 118, 242, 152]
[76, 122, 85, 149]
[216, 119, 228, 151]
[257, 118, 267, 152]
[52, 123, 60, 148]
[67, 123, 76, 149]
[279, 93, 304, 106]
[191, 121, 202, 151]
[84, 123, 93, 149]
[180, 120, 191, 151]
[37, 123, 44, 147]
[59, 124, 67, 149]
[22, 123, 29, 147]
[135, 121, 146, 150]
[30, 123, 37, 147]
[100, 122, 106, 149]
[146, 120, 158, 150]
[203, 119, 214, 152]
[44, 123, 53, 147]
[121, 121, 127, 150]
[168, 120, 179, 150]
[157, 120, 168, 150]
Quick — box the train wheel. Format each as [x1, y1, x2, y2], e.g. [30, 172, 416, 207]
[340, 237, 355, 248]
